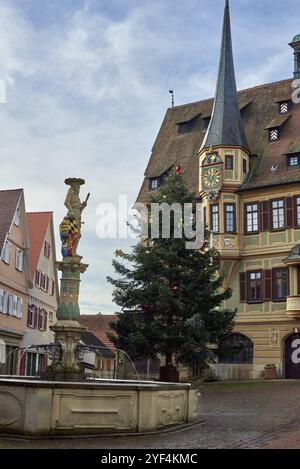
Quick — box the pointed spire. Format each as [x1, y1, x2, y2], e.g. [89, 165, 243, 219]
[201, 0, 248, 151]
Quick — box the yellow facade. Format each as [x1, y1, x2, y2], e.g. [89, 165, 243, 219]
[199, 146, 300, 380]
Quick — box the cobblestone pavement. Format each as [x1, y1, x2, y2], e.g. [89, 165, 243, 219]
[1, 380, 300, 449]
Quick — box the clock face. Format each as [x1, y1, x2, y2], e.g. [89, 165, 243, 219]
[203, 167, 222, 189]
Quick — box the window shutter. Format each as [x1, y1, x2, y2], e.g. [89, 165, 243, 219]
[8, 294, 13, 315]
[44, 311, 48, 331]
[0, 289, 3, 313]
[3, 292, 8, 314]
[261, 201, 270, 231]
[34, 306, 38, 329]
[240, 273, 246, 303]
[286, 197, 295, 228]
[18, 298, 23, 318]
[38, 309, 42, 329]
[27, 303, 32, 326]
[264, 269, 272, 301]
[8, 242, 12, 264]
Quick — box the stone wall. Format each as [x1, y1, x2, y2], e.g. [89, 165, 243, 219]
[0, 378, 197, 435]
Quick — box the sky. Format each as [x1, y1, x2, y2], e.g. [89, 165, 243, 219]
[0, 0, 299, 314]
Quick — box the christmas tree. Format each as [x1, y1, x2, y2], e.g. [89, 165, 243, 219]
[107, 169, 236, 381]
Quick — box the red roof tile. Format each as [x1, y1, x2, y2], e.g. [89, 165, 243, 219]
[26, 212, 52, 277]
[0, 189, 23, 254]
[79, 314, 117, 351]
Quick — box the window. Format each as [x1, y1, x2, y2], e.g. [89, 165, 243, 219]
[288, 154, 300, 168]
[26, 353, 37, 376]
[271, 199, 285, 230]
[38, 309, 47, 331]
[245, 203, 259, 233]
[27, 304, 37, 328]
[203, 117, 210, 129]
[225, 155, 233, 170]
[248, 271, 262, 303]
[44, 241, 51, 258]
[279, 102, 289, 114]
[210, 205, 219, 233]
[15, 249, 23, 271]
[273, 268, 288, 301]
[296, 197, 300, 227]
[224, 204, 236, 233]
[177, 117, 196, 135]
[3, 345, 18, 375]
[269, 128, 279, 142]
[149, 178, 160, 191]
[40, 273, 49, 291]
[13, 208, 21, 227]
[243, 159, 247, 174]
[218, 334, 254, 364]
[0, 291, 22, 317]
[51, 279, 55, 296]
[35, 270, 41, 287]
[1, 241, 11, 264]
[178, 122, 190, 134]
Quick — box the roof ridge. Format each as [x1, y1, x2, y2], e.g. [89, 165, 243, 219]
[0, 188, 23, 193]
[27, 211, 53, 215]
[168, 77, 293, 111]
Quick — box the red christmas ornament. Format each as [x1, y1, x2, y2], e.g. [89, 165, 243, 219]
[172, 286, 178, 293]
[142, 304, 150, 312]
[175, 165, 182, 175]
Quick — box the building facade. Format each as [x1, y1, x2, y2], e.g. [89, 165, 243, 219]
[0, 189, 31, 374]
[21, 212, 59, 376]
[137, 1, 300, 379]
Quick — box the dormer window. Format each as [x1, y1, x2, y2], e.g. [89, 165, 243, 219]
[177, 116, 197, 135]
[203, 117, 211, 129]
[279, 101, 290, 115]
[149, 178, 160, 191]
[287, 154, 300, 168]
[269, 128, 279, 142]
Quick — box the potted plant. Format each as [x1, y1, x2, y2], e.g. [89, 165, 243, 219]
[264, 364, 278, 380]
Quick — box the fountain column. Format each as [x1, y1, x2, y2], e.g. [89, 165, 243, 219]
[50, 178, 89, 373]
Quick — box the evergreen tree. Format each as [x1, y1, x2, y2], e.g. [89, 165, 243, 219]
[107, 169, 236, 381]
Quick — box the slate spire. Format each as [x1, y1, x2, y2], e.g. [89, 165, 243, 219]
[201, 0, 248, 151]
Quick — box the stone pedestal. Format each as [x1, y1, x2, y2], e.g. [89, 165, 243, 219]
[50, 320, 86, 371]
[56, 256, 88, 321]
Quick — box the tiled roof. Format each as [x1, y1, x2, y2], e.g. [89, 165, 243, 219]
[79, 314, 117, 351]
[26, 212, 52, 278]
[81, 331, 115, 358]
[137, 78, 297, 200]
[0, 189, 23, 254]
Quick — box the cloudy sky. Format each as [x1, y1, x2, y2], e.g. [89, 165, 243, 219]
[1, 0, 299, 314]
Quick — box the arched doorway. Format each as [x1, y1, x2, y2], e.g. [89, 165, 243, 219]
[285, 333, 300, 379]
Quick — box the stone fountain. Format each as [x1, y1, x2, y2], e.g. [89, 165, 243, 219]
[0, 179, 197, 436]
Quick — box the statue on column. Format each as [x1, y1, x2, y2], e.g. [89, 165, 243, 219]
[59, 178, 90, 258]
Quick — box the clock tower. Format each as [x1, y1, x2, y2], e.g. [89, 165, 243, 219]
[198, 0, 250, 258]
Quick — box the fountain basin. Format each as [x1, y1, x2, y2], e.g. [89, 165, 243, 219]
[0, 377, 197, 436]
